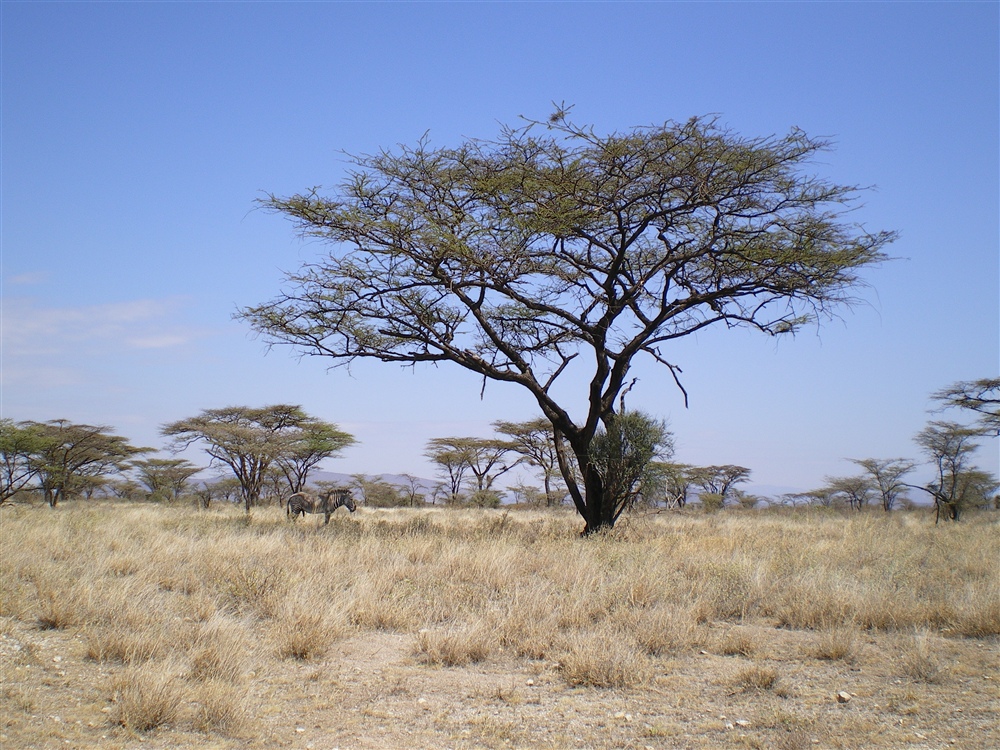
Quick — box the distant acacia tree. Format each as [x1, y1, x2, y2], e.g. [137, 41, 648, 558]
[850, 458, 914, 512]
[689, 465, 751, 507]
[193, 476, 242, 510]
[425, 436, 516, 503]
[240, 110, 895, 533]
[913, 421, 993, 522]
[23, 420, 147, 507]
[273, 420, 356, 495]
[462, 438, 518, 494]
[132, 457, 202, 502]
[397, 474, 427, 507]
[494, 418, 566, 506]
[162, 405, 353, 513]
[652, 462, 695, 508]
[822, 474, 876, 511]
[424, 438, 473, 502]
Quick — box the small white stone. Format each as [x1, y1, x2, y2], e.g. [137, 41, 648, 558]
[735, 719, 751, 728]
[295, 727, 305, 733]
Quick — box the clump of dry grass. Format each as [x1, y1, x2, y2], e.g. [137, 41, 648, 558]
[557, 631, 653, 688]
[33, 579, 88, 630]
[812, 626, 858, 662]
[714, 626, 759, 657]
[898, 628, 948, 683]
[189, 614, 252, 682]
[189, 679, 253, 736]
[949, 588, 1000, 637]
[83, 583, 180, 664]
[731, 663, 779, 692]
[213, 556, 287, 618]
[108, 660, 185, 731]
[629, 604, 701, 656]
[273, 594, 351, 660]
[415, 621, 495, 666]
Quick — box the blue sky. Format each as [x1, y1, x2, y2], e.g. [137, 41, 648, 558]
[3, 1, 997, 495]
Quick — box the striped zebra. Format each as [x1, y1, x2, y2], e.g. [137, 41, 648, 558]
[286, 489, 357, 524]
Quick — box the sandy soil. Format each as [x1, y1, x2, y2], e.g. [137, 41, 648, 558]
[2, 614, 997, 749]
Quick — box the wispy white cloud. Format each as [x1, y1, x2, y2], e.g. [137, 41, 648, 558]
[2, 297, 202, 354]
[0, 296, 214, 398]
[5, 271, 49, 286]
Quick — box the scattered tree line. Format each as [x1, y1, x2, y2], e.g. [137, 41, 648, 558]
[785, 378, 1000, 521]
[0, 405, 355, 511]
[3, 379, 996, 522]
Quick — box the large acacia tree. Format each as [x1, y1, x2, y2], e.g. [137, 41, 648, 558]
[240, 112, 895, 533]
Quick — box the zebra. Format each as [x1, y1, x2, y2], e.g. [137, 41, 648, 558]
[286, 489, 357, 524]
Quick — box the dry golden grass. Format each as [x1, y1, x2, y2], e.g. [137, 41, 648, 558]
[1, 500, 998, 748]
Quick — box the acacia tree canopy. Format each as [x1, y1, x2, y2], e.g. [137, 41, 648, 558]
[932, 378, 1000, 437]
[24, 420, 147, 507]
[240, 111, 895, 533]
[0, 420, 48, 504]
[162, 405, 353, 513]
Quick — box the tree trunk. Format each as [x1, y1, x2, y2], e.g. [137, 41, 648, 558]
[550, 420, 619, 535]
[580, 464, 613, 535]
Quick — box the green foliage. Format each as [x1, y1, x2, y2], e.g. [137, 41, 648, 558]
[467, 489, 503, 508]
[349, 476, 405, 507]
[589, 411, 674, 520]
[0, 419, 49, 503]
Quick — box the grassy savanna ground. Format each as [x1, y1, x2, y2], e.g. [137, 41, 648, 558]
[1, 502, 997, 749]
